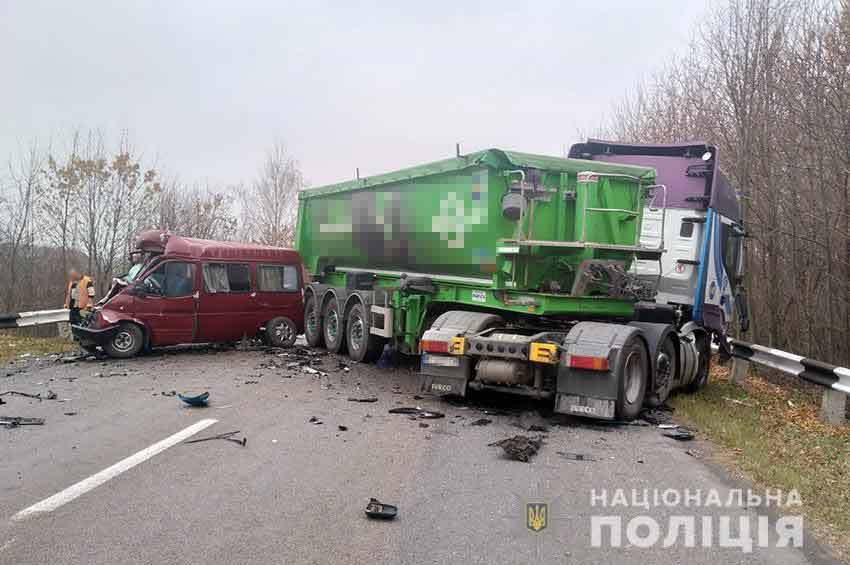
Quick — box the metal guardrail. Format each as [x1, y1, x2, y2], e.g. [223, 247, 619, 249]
[717, 338, 849, 424]
[0, 309, 69, 330]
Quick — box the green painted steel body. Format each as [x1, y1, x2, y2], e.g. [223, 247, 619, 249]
[295, 149, 655, 350]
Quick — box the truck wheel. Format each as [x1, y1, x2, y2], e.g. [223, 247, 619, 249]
[645, 336, 676, 408]
[104, 323, 144, 359]
[615, 336, 649, 421]
[685, 333, 711, 392]
[345, 302, 385, 362]
[304, 294, 324, 348]
[266, 317, 297, 348]
[322, 299, 346, 354]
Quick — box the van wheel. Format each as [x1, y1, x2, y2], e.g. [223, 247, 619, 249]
[614, 336, 649, 421]
[105, 323, 144, 359]
[346, 303, 385, 363]
[266, 317, 297, 348]
[322, 299, 346, 354]
[304, 294, 324, 348]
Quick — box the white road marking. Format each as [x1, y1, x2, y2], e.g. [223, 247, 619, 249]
[11, 418, 218, 521]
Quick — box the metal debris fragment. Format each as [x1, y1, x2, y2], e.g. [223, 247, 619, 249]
[489, 435, 543, 462]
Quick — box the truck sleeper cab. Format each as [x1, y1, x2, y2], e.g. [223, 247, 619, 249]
[72, 232, 305, 358]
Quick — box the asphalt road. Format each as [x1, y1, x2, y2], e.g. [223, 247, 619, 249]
[0, 343, 840, 565]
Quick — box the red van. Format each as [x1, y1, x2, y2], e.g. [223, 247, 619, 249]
[72, 231, 305, 358]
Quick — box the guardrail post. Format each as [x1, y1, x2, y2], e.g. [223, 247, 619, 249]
[730, 357, 748, 384]
[820, 388, 847, 425]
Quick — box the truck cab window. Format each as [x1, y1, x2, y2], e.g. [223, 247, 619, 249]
[143, 262, 195, 297]
[203, 263, 251, 293]
[258, 265, 299, 292]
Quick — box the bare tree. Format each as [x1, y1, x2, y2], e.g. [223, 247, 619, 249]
[239, 142, 303, 247]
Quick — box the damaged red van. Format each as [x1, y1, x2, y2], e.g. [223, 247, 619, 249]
[73, 231, 305, 358]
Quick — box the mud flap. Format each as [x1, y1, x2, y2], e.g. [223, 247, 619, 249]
[419, 354, 474, 397]
[554, 321, 644, 420]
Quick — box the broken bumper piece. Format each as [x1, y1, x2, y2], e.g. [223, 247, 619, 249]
[71, 323, 121, 347]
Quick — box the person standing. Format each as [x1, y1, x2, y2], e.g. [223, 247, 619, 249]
[64, 269, 95, 325]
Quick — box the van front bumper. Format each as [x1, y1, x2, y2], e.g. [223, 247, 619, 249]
[71, 323, 121, 347]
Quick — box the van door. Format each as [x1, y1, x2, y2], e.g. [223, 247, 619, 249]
[254, 263, 304, 330]
[133, 261, 198, 346]
[196, 262, 256, 342]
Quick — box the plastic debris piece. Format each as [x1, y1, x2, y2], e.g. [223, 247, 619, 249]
[365, 498, 398, 520]
[663, 429, 694, 441]
[348, 397, 378, 403]
[489, 435, 543, 462]
[178, 391, 210, 407]
[309, 416, 323, 425]
[556, 451, 598, 462]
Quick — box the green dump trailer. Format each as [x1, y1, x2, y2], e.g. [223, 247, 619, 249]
[295, 148, 713, 420]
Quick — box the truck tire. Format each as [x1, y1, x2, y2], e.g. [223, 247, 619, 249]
[104, 323, 144, 359]
[304, 294, 324, 348]
[685, 333, 711, 392]
[645, 336, 676, 408]
[345, 302, 385, 362]
[266, 316, 297, 348]
[322, 298, 346, 354]
[614, 335, 649, 421]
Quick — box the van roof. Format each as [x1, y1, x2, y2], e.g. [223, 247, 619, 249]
[136, 231, 300, 263]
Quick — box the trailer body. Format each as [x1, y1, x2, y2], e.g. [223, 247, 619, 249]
[295, 145, 744, 420]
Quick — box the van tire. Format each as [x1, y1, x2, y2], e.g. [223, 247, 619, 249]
[614, 336, 649, 421]
[266, 317, 297, 348]
[104, 323, 144, 359]
[345, 302, 385, 363]
[322, 299, 346, 354]
[304, 294, 324, 348]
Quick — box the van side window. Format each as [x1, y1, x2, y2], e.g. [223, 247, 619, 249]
[258, 265, 299, 292]
[203, 263, 252, 293]
[143, 261, 195, 297]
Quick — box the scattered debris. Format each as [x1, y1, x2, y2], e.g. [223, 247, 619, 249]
[244, 380, 260, 385]
[388, 407, 445, 419]
[658, 424, 678, 429]
[185, 430, 246, 447]
[0, 390, 43, 400]
[0, 416, 45, 428]
[686, 449, 701, 458]
[470, 418, 492, 426]
[337, 425, 348, 431]
[161, 390, 177, 397]
[309, 416, 323, 425]
[663, 428, 695, 441]
[348, 396, 378, 403]
[724, 397, 755, 408]
[489, 435, 543, 462]
[45, 390, 57, 400]
[178, 392, 210, 407]
[413, 395, 423, 400]
[365, 498, 398, 520]
[557, 451, 598, 462]
[64, 411, 78, 416]
[640, 407, 675, 426]
[418, 422, 429, 428]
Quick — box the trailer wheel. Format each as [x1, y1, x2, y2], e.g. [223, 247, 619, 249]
[645, 336, 676, 408]
[266, 317, 297, 348]
[615, 336, 649, 421]
[104, 323, 144, 359]
[345, 302, 385, 362]
[685, 333, 711, 392]
[322, 299, 346, 354]
[304, 294, 324, 348]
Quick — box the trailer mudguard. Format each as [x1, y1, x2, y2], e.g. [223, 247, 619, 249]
[555, 322, 646, 420]
[419, 311, 503, 397]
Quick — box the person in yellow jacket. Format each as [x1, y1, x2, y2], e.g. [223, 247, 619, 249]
[64, 269, 95, 325]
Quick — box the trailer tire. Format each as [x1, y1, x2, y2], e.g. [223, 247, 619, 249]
[615, 336, 649, 421]
[322, 299, 346, 354]
[645, 335, 676, 408]
[104, 323, 144, 359]
[685, 332, 711, 392]
[345, 302, 385, 362]
[304, 294, 324, 348]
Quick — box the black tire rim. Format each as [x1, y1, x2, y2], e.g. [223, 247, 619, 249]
[274, 320, 293, 344]
[112, 330, 135, 353]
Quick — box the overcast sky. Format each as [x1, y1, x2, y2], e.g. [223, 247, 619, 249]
[1, 1, 709, 188]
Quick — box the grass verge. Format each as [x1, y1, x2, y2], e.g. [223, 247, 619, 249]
[670, 360, 850, 560]
[0, 331, 76, 365]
